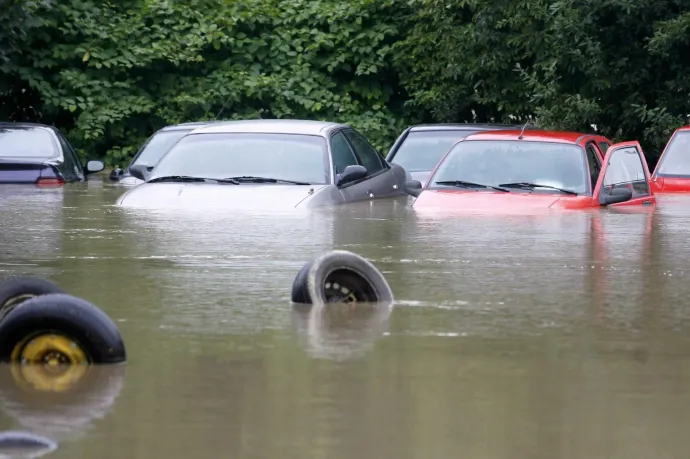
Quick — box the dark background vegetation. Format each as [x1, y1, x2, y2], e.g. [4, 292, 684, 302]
[1, 0, 689, 169]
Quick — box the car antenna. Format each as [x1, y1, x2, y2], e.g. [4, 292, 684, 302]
[214, 93, 234, 120]
[518, 121, 530, 140]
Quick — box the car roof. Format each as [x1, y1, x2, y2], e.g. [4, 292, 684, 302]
[0, 121, 56, 131]
[407, 123, 536, 133]
[157, 120, 228, 132]
[463, 129, 590, 144]
[189, 119, 347, 136]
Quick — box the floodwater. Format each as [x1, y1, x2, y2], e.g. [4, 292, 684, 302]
[1, 180, 690, 459]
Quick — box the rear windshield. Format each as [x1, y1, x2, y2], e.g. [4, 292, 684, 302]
[0, 127, 58, 158]
[390, 131, 472, 171]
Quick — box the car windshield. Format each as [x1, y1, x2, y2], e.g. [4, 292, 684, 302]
[148, 133, 329, 184]
[0, 127, 58, 158]
[130, 130, 192, 168]
[429, 140, 589, 194]
[390, 131, 470, 171]
[656, 131, 690, 176]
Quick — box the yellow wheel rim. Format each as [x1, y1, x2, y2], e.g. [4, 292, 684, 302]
[12, 333, 88, 365]
[9, 333, 90, 392]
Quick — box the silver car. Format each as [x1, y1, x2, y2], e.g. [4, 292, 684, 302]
[109, 121, 227, 186]
[116, 119, 409, 210]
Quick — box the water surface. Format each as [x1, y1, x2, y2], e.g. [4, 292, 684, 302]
[0, 181, 689, 458]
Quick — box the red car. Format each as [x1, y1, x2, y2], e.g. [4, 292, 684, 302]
[650, 126, 690, 193]
[403, 129, 656, 213]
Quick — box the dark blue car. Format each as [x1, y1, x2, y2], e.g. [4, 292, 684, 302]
[0, 122, 104, 185]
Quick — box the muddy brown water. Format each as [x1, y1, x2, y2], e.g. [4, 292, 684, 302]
[1, 180, 690, 458]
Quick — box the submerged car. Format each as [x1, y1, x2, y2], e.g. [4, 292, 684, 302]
[385, 123, 540, 183]
[0, 122, 104, 185]
[116, 119, 408, 210]
[403, 129, 656, 213]
[109, 121, 227, 186]
[649, 125, 690, 193]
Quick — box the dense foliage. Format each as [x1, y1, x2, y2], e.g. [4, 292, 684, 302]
[1, 0, 689, 168]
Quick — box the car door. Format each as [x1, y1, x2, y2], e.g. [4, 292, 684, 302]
[340, 129, 401, 201]
[593, 141, 655, 207]
[581, 138, 603, 193]
[591, 135, 611, 156]
[54, 131, 85, 181]
[330, 130, 371, 201]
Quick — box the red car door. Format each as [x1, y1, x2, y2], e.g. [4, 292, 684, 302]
[593, 141, 656, 207]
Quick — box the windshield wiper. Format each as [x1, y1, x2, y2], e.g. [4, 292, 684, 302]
[148, 175, 239, 184]
[223, 176, 312, 185]
[497, 182, 578, 195]
[434, 180, 509, 192]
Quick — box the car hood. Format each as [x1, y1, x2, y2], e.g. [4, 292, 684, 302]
[116, 182, 329, 210]
[413, 189, 586, 214]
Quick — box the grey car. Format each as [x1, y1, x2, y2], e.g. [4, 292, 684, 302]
[386, 123, 538, 184]
[109, 121, 229, 186]
[116, 119, 408, 210]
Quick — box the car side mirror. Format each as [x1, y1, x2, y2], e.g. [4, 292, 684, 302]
[85, 160, 105, 174]
[129, 164, 150, 181]
[600, 186, 633, 205]
[336, 165, 367, 186]
[109, 168, 123, 181]
[404, 180, 423, 197]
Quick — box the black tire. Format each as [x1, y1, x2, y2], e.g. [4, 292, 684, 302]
[0, 294, 126, 365]
[290, 250, 394, 304]
[0, 277, 65, 323]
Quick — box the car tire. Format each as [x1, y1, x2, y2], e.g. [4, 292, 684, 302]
[0, 277, 65, 323]
[0, 294, 126, 365]
[290, 250, 394, 304]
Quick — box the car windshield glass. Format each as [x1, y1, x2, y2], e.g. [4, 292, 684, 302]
[131, 130, 192, 167]
[0, 127, 58, 158]
[148, 133, 329, 184]
[390, 131, 470, 171]
[429, 140, 589, 194]
[656, 131, 690, 176]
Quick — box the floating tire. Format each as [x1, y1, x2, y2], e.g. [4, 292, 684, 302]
[290, 250, 394, 304]
[0, 277, 65, 323]
[0, 293, 126, 366]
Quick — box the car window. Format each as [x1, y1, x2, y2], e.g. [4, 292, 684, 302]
[56, 133, 83, 178]
[132, 130, 192, 168]
[598, 142, 610, 154]
[655, 131, 690, 177]
[429, 140, 589, 194]
[390, 131, 469, 171]
[148, 133, 330, 184]
[603, 146, 649, 197]
[342, 129, 385, 176]
[330, 131, 359, 175]
[0, 127, 58, 158]
[585, 141, 602, 190]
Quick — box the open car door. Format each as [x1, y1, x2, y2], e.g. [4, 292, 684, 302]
[593, 141, 656, 207]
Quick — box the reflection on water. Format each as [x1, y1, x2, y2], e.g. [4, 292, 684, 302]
[0, 181, 689, 458]
[0, 364, 125, 442]
[291, 301, 394, 361]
